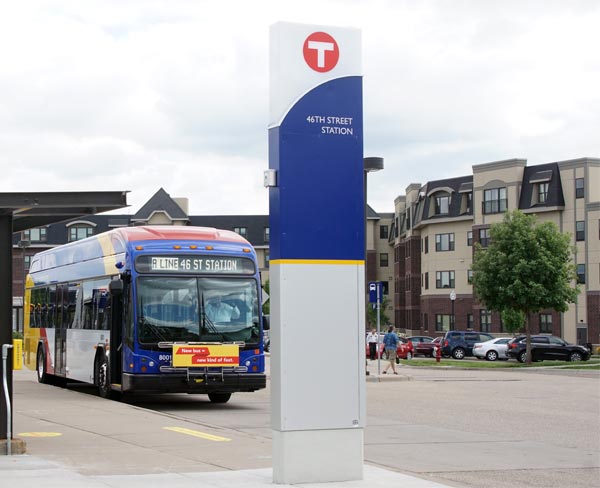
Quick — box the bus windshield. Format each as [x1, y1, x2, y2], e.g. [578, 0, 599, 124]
[137, 277, 260, 345]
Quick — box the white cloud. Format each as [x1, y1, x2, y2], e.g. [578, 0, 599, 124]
[1, 0, 599, 216]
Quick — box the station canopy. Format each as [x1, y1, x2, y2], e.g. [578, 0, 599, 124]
[0, 191, 129, 232]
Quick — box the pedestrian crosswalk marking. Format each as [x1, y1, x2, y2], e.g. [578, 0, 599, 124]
[163, 426, 231, 442]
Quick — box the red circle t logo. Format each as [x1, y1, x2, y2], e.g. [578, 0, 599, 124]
[303, 32, 339, 72]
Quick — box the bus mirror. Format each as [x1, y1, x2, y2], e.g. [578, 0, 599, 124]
[109, 279, 124, 296]
[262, 314, 270, 331]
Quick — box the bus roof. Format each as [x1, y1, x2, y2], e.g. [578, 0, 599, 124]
[29, 226, 252, 274]
[111, 225, 250, 245]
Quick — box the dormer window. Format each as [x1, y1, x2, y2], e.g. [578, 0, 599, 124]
[66, 221, 96, 242]
[538, 183, 549, 204]
[435, 195, 450, 215]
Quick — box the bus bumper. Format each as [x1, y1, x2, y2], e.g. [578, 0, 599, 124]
[121, 372, 266, 394]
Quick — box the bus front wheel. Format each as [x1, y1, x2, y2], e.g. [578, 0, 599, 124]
[208, 392, 231, 404]
[95, 353, 112, 399]
[36, 347, 48, 384]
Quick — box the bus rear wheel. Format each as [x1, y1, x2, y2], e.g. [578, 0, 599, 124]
[36, 347, 48, 384]
[208, 392, 231, 404]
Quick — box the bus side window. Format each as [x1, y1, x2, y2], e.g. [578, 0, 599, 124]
[67, 283, 80, 328]
[47, 286, 57, 328]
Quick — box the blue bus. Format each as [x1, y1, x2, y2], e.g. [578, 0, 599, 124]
[24, 226, 268, 403]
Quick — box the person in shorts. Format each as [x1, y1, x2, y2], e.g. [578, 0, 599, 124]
[381, 326, 399, 375]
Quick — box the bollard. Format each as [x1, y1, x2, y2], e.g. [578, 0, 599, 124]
[2, 344, 14, 455]
[12, 339, 22, 370]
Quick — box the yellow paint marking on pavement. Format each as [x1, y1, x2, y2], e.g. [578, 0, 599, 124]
[163, 426, 231, 442]
[18, 432, 62, 437]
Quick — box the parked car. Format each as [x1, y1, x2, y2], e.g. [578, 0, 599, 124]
[414, 336, 442, 357]
[365, 336, 414, 360]
[441, 331, 495, 359]
[472, 338, 510, 361]
[407, 336, 434, 345]
[506, 335, 590, 362]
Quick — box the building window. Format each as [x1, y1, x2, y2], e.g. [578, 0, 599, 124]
[467, 313, 474, 329]
[577, 264, 585, 284]
[575, 178, 584, 199]
[23, 228, 47, 243]
[264, 227, 270, 242]
[435, 195, 450, 215]
[483, 187, 507, 214]
[382, 281, 389, 295]
[480, 310, 492, 332]
[380, 225, 389, 239]
[467, 231, 473, 247]
[467, 270, 474, 284]
[435, 233, 455, 252]
[540, 313, 552, 333]
[576, 221, 585, 241]
[424, 272, 429, 290]
[380, 253, 389, 267]
[24, 255, 31, 270]
[435, 314, 452, 332]
[424, 236, 429, 254]
[538, 183, 549, 204]
[436, 271, 455, 289]
[234, 227, 247, 237]
[68, 226, 93, 242]
[479, 228, 491, 248]
[461, 192, 472, 214]
[265, 254, 270, 269]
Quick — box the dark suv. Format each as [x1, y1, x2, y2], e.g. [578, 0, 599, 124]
[442, 331, 495, 359]
[507, 335, 590, 362]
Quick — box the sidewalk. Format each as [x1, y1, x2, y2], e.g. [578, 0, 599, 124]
[1, 367, 452, 487]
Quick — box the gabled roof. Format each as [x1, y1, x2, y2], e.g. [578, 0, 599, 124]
[130, 188, 188, 223]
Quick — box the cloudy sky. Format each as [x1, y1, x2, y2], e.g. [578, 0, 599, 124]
[1, 0, 599, 216]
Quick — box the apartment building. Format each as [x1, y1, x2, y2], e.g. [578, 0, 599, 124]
[392, 157, 600, 345]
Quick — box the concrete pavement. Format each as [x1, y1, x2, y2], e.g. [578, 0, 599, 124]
[2, 367, 455, 487]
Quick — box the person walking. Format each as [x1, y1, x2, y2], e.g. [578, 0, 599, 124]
[381, 326, 399, 375]
[366, 328, 378, 360]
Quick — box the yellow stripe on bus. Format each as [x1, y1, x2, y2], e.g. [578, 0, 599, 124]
[163, 426, 231, 442]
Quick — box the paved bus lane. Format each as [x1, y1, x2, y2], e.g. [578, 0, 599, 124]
[6, 358, 600, 488]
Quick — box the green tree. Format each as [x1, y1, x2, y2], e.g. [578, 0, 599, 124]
[500, 308, 525, 334]
[367, 296, 391, 329]
[472, 210, 579, 363]
[262, 279, 270, 315]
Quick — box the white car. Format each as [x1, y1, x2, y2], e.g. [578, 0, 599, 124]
[472, 338, 510, 361]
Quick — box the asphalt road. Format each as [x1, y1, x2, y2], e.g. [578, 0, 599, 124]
[125, 359, 600, 488]
[12, 358, 600, 487]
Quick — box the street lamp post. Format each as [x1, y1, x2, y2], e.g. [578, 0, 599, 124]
[364, 157, 383, 376]
[363, 157, 384, 317]
[450, 289, 456, 331]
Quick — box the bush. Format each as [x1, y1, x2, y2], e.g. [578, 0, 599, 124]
[12, 330, 23, 340]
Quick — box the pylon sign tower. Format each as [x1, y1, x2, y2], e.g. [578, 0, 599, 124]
[268, 22, 365, 484]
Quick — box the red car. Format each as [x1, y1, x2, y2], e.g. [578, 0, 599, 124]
[365, 336, 414, 360]
[414, 336, 442, 357]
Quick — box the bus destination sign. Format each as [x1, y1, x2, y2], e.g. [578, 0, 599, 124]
[135, 255, 255, 275]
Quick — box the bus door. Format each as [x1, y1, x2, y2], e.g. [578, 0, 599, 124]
[108, 279, 124, 389]
[54, 284, 68, 377]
